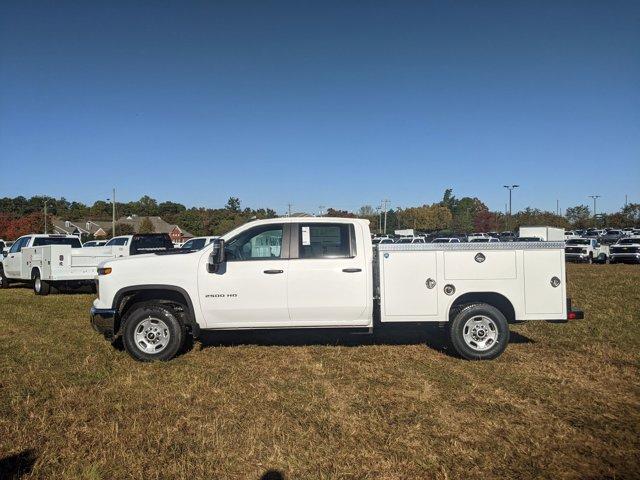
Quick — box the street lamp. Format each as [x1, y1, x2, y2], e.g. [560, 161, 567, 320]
[503, 185, 519, 230]
[588, 195, 600, 218]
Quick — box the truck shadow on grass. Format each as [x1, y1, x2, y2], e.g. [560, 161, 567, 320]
[0, 449, 37, 479]
[196, 324, 533, 358]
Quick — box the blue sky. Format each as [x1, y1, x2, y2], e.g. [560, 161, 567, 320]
[1, 1, 638, 215]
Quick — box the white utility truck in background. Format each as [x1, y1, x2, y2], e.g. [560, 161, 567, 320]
[564, 238, 609, 264]
[1, 233, 174, 295]
[519, 226, 565, 242]
[90, 217, 583, 362]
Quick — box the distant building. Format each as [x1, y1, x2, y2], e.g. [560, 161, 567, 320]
[51, 216, 194, 242]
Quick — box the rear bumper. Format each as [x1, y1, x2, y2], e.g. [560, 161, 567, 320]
[547, 298, 584, 324]
[90, 306, 117, 339]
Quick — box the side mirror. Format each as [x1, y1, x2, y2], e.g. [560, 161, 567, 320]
[208, 239, 225, 273]
[2, 251, 7, 258]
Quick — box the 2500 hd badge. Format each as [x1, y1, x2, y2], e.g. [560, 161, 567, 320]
[205, 293, 238, 298]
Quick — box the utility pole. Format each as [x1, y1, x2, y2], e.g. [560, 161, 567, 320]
[503, 185, 519, 231]
[376, 206, 382, 234]
[381, 199, 390, 234]
[556, 199, 559, 216]
[625, 194, 628, 207]
[588, 195, 600, 218]
[112, 188, 116, 237]
[287, 203, 293, 217]
[44, 199, 49, 234]
[318, 205, 325, 217]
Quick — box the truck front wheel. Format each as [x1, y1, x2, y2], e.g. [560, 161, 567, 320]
[122, 303, 185, 362]
[32, 271, 51, 296]
[0, 267, 10, 289]
[449, 303, 510, 360]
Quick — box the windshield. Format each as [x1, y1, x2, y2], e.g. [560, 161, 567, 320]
[566, 239, 590, 245]
[33, 237, 82, 248]
[396, 238, 413, 243]
[617, 238, 640, 245]
[470, 238, 489, 243]
[182, 238, 207, 250]
[432, 238, 449, 243]
[606, 230, 621, 235]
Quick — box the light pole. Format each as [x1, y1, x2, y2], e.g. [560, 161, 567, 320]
[503, 185, 519, 230]
[107, 188, 116, 237]
[588, 195, 600, 222]
[381, 199, 390, 234]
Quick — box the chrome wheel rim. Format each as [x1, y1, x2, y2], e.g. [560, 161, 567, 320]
[134, 317, 171, 354]
[34, 277, 41, 292]
[462, 315, 498, 351]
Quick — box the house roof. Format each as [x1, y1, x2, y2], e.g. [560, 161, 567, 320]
[117, 216, 193, 238]
[51, 216, 193, 238]
[51, 218, 112, 235]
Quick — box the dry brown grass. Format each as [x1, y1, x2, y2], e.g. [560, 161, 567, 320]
[0, 264, 638, 479]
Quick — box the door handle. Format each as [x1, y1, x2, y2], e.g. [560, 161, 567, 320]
[263, 269, 284, 274]
[342, 268, 362, 273]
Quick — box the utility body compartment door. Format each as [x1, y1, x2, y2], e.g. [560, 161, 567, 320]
[522, 250, 566, 316]
[380, 250, 439, 320]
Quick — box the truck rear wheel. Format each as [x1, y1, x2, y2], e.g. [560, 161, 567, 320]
[122, 303, 185, 362]
[32, 271, 51, 296]
[449, 303, 509, 360]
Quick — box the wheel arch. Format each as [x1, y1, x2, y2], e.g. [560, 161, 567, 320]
[448, 291, 516, 324]
[112, 285, 200, 337]
[30, 266, 42, 279]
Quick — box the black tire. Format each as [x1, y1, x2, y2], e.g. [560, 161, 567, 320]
[32, 271, 51, 296]
[587, 254, 593, 265]
[597, 253, 607, 264]
[0, 267, 10, 289]
[122, 303, 185, 362]
[449, 303, 510, 360]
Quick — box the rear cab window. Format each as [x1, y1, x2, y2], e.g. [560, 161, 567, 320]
[298, 223, 355, 259]
[131, 234, 174, 254]
[33, 237, 82, 248]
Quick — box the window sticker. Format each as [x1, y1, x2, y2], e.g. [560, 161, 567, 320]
[301, 226, 311, 246]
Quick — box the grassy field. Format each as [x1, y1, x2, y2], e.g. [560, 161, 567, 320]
[0, 264, 639, 479]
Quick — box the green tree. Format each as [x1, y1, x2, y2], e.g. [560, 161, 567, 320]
[565, 205, 592, 229]
[139, 217, 155, 233]
[226, 197, 241, 212]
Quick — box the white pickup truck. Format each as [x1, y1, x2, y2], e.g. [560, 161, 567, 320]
[1, 233, 174, 295]
[90, 217, 583, 362]
[609, 237, 640, 264]
[564, 238, 609, 264]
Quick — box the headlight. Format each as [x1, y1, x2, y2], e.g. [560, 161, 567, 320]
[97, 267, 112, 275]
[581, 249, 587, 254]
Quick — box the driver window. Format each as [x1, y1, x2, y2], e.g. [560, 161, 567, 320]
[225, 225, 283, 261]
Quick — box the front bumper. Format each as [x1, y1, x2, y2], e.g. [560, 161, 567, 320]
[565, 253, 590, 263]
[609, 253, 640, 263]
[90, 306, 117, 339]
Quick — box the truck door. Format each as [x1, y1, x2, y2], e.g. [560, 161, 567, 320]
[197, 223, 289, 327]
[3, 237, 29, 278]
[287, 222, 369, 326]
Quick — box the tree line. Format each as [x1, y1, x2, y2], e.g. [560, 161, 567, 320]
[0, 191, 638, 240]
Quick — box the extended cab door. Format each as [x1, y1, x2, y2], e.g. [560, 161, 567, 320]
[3, 236, 30, 278]
[197, 223, 290, 328]
[287, 222, 369, 326]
